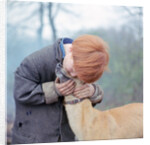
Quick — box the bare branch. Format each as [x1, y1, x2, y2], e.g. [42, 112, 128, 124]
[122, 6, 135, 16]
[48, 3, 57, 41]
[37, 3, 44, 44]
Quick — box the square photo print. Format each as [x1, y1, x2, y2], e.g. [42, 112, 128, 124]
[7, 0, 143, 144]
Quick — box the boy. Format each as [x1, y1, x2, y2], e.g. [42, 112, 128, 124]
[12, 34, 109, 143]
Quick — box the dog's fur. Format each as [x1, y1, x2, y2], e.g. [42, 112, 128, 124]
[64, 79, 143, 141]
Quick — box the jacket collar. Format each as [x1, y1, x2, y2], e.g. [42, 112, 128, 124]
[55, 38, 63, 63]
[55, 38, 73, 63]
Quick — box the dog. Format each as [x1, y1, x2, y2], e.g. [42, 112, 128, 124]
[64, 79, 143, 141]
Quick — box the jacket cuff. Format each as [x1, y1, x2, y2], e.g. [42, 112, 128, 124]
[89, 84, 104, 104]
[42, 82, 59, 104]
[54, 77, 63, 97]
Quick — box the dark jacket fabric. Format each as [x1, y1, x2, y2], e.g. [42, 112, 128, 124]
[12, 39, 75, 144]
[11, 38, 103, 144]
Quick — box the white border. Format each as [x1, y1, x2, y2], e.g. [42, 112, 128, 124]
[2, 0, 150, 145]
[12, 0, 143, 6]
[143, 0, 150, 143]
[0, 0, 6, 144]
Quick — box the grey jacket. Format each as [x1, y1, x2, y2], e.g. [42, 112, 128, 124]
[11, 38, 103, 144]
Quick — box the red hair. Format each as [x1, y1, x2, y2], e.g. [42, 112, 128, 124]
[72, 34, 109, 83]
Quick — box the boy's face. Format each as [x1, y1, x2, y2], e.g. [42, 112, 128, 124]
[63, 50, 77, 78]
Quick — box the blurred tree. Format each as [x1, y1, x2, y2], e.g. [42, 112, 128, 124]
[48, 3, 58, 42]
[38, 3, 44, 45]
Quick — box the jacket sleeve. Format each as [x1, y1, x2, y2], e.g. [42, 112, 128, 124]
[89, 83, 104, 105]
[42, 80, 62, 104]
[14, 56, 59, 105]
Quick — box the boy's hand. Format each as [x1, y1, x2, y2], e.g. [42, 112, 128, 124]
[73, 84, 95, 99]
[55, 78, 76, 96]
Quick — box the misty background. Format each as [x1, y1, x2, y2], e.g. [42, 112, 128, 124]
[7, 1, 143, 144]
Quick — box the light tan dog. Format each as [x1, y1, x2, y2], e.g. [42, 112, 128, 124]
[64, 79, 143, 141]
